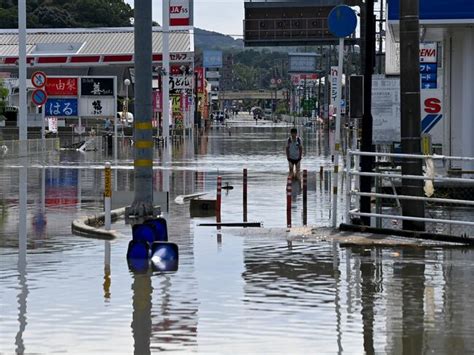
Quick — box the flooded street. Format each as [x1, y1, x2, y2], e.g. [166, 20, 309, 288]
[1, 117, 473, 354]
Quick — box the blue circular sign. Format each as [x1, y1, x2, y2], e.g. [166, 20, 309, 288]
[32, 88, 48, 106]
[328, 5, 357, 38]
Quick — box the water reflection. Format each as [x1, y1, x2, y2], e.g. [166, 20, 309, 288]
[131, 270, 153, 355]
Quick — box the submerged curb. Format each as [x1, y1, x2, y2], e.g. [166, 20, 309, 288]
[72, 207, 126, 240]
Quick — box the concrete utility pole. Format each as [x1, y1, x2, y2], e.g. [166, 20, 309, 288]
[359, 0, 375, 225]
[400, 0, 425, 231]
[162, 0, 171, 141]
[130, 0, 154, 217]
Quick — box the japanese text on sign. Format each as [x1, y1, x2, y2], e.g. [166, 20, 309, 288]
[45, 98, 78, 117]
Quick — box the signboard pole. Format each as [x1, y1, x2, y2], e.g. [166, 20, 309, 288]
[41, 106, 45, 141]
[332, 37, 344, 228]
[162, 0, 171, 142]
[18, 0, 27, 142]
[113, 77, 118, 171]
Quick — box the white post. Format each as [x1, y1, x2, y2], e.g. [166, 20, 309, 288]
[18, 0, 27, 142]
[162, 0, 170, 142]
[41, 106, 45, 141]
[104, 162, 112, 230]
[113, 76, 118, 163]
[345, 150, 352, 224]
[332, 37, 344, 228]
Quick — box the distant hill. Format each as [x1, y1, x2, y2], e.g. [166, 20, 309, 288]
[194, 28, 244, 50]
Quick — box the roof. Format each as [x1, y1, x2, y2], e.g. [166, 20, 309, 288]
[0, 27, 194, 67]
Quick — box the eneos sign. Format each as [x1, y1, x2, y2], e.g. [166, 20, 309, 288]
[421, 89, 443, 134]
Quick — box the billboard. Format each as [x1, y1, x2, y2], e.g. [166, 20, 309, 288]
[45, 78, 78, 96]
[45, 98, 78, 117]
[203, 50, 223, 68]
[244, 0, 352, 47]
[388, 0, 474, 22]
[81, 78, 114, 96]
[79, 97, 115, 117]
[288, 53, 318, 73]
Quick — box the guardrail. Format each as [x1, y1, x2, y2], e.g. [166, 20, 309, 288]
[344, 150, 474, 237]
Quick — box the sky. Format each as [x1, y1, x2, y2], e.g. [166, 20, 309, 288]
[124, 0, 245, 37]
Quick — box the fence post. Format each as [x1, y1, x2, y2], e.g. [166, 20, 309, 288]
[303, 169, 308, 226]
[104, 162, 112, 230]
[243, 168, 248, 223]
[345, 151, 352, 224]
[286, 177, 292, 228]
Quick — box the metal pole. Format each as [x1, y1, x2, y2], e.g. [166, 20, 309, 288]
[332, 37, 344, 228]
[303, 169, 308, 226]
[162, 0, 171, 142]
[400, 0, 425, 231]
[18, 0, 27, 142]
[360, 0, 375, 226]
[243, 168, 248, 223]
[113, 76, 118, 163]
[216, 176, 222, 230]
[130, 0, 154, 217]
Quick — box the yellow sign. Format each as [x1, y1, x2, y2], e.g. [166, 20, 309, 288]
[104, 167, 112, 197]
[171, 95, 181, 112]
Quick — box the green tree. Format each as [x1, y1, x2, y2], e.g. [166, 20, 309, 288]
[0, 0, 133, 28]
[0, 79, 9, 122]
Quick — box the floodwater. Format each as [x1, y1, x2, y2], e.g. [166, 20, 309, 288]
[1, 117, 473, 354]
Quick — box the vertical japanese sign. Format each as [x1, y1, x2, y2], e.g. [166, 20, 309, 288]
[420, 42, 438, 89]
[195, 67, 205, 93]
[170, 0, 193, 26]
[330, 66, 339, 112]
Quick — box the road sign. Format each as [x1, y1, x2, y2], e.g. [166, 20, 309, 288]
[32, 88, 48, 106]
[31, 71, 47, 88]
[328, 5, 357, 38]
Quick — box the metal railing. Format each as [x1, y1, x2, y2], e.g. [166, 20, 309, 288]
[0, 138, 60, 158]
[344, 150, 474, 236]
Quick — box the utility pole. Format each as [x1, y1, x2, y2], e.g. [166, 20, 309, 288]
[130, 0, 154, 217]
[359, 0, 375, 225]
[400, 0, 425, 231]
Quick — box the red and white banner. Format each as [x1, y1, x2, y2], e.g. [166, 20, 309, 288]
[45, 77, 78, 96]
[170, 0, 192, 26]
[195, 67, 205, 93]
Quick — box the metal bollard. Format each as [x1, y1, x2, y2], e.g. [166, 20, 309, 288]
[104, 162, 112, 230]
[243, 168, 248, 223]
[216, 176, 222, 229]
[303, 169, 308, 226]
[286, 177, 292, 228]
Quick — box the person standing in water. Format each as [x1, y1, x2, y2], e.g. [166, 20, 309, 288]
[286, 127, 303, 179]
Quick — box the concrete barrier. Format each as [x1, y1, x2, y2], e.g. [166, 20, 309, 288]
[72, 207, 126, 240]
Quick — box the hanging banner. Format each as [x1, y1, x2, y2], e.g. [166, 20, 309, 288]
[153, 90, 162, 113]
[330, 66, 339, 112]
[79, 97, 115, 117]
[195, 67, 205, 93]
[170, 0, 193, 26]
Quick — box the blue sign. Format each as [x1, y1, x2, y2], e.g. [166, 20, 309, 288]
[45, 98, 78, 117]
[328, 5, 357, 38]
[388, 0, 474, 21]
[420, 63, 437, 73]
[203, 50, 223, 68]
[32, 89, 47, 106]
[422, 114, 443, 134]
[421, 73, 437, 82]
[422, 82, 437, 89]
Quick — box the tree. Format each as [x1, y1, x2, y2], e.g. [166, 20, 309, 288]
[0, 79, 9, 122]
[0, 0, 133, 28]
